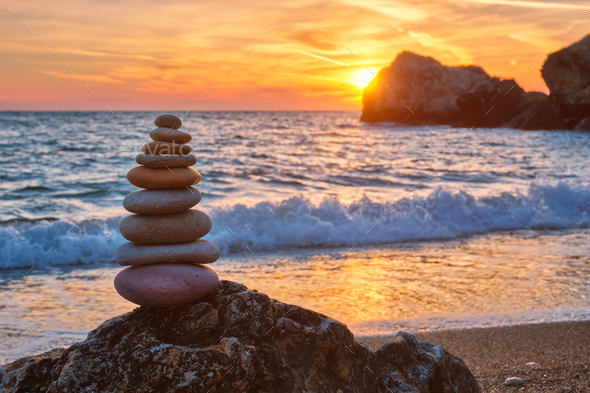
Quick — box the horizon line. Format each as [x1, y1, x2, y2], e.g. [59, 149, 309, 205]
[0, 109, 362, 113]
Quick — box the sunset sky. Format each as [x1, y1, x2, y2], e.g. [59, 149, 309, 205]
[1, 0, 588, 110]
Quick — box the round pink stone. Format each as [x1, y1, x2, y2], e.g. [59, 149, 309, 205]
[114, 263, 219, 308]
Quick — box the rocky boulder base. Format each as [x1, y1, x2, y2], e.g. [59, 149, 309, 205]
[361, 51, 564, 130]
[0, 281, 480, 393]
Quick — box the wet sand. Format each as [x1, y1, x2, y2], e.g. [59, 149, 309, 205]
[358, 321, 590, 392]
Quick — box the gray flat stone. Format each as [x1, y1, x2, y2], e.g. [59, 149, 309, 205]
[119, 209, 211, 244]
[115, 239, 221, 266]
[123, 187, 201, 214]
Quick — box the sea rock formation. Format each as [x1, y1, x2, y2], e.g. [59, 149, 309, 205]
[0, 281, 480, 393]
[361, 51, 563, 130]
[542, 34, 590, 128]
[114, 114, 220, 308]
[574, 116, 590, 131]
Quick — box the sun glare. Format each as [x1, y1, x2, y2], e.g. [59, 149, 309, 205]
[351, 68, 375, 89]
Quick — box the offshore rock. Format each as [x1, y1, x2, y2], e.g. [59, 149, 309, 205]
[505, 92, 563, 130]
[362, 51, 563, 130]
[542, 34, 590, 122]
[0, 281, 480, 393]
[574, 116, 590, 131]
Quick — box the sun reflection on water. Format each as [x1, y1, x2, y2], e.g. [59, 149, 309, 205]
[1, 228, 589, 363]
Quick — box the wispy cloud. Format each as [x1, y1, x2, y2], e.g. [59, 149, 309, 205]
[1, 0, 588, 110]
[465, 0, 588, 10]
[41, 71, 122, 84]
[57, 49, 157, 61]
[295, 50, 350, 67]
[408, 31, 473, 65]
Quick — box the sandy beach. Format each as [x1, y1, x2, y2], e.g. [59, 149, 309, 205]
[359, 321, 590, 392]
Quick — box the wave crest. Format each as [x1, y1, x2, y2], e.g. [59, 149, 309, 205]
[208, 181, 590, 253]
[1, 181, 589, 269]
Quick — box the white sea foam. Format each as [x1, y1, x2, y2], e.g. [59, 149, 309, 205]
[206, 180, 590, 253]
[0, 218, 124, 269]
[1, 181, 589, 269]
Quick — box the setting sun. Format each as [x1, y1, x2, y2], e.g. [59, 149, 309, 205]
[1, 0, 586, 110]
[351, 68, 376, 89]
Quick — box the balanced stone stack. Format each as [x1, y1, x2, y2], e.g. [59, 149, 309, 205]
[114, 114, 220, 308]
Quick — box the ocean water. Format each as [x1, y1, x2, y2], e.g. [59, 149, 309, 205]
[1, 111, 589, 364]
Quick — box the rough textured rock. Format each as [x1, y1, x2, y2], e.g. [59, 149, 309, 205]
[362, 51, 563, 130]
[542, 34, 590, 121]
[574, 116, 590, 131]
[1, 281, 480, 393]
[505, 92, 563, 130]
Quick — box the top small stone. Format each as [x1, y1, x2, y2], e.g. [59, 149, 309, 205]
[155, 114, 182, 129]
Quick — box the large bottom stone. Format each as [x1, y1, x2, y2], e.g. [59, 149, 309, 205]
[1, 281, 481, 393]
[114, 263, 219, 307]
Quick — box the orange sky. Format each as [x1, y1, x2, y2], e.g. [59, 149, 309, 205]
[1, 0, 588, 110]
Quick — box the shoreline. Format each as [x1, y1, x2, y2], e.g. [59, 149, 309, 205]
[349, 305, 590, 337]
[2, 317, 588, 391]
[358, 320, 590, 391]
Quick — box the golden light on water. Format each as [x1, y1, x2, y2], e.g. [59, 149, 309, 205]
[5, 229, 587, 350]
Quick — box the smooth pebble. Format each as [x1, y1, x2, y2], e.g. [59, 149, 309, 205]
[504, 377, 524, 386]
[115, 239, 220, 266]
[150, 127, 192, 144]
[114, 263, 218, 307]
[135, 153, 196, 168]
[120, 209, 212, 244]
[154, 114, 182, 129]
[127, 166, 201, 189]
[142, 141, 192, 155]
[123, 187, 201, 214]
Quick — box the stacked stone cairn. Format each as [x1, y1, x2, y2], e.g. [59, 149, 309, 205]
[114, 114, 220, 308]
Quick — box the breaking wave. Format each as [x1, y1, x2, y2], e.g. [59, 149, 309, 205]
[1, 181, 589, 269]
